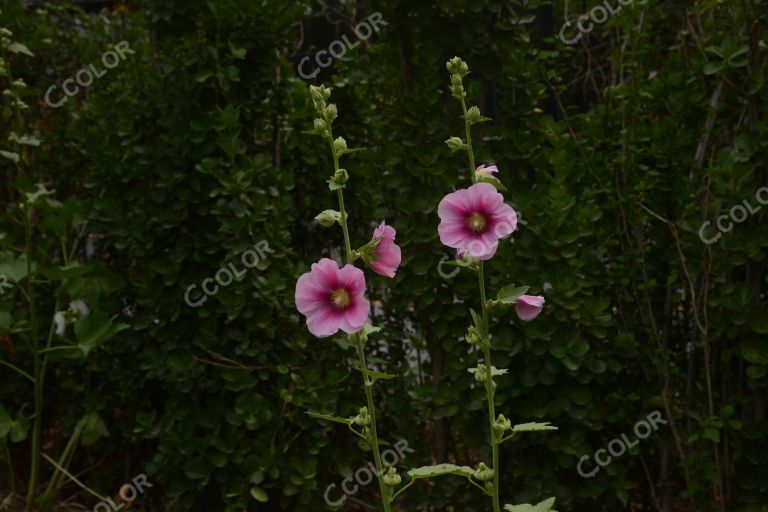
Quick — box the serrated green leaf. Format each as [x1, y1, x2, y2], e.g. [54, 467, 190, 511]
[504, 497, 558, 512]
[8, 42, 33, 57]
[407, 463, 474, 479]
[512, 422, 558, 432]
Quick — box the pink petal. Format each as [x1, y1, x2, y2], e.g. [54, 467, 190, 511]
[516, 295, 545, 321]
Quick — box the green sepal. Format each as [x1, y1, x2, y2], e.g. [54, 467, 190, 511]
[476, 173, 507, 191]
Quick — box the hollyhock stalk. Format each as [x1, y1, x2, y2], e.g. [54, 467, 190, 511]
[320, 91, 392, 512]
[460, 95, 502, 512]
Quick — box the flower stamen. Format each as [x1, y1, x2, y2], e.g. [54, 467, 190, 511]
[331, 288, 351, 309]
[467, 212, 487, 233]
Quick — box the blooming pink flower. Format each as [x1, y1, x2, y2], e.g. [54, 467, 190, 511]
[437, 182, 517, 260]
[516, 295, 545, 321]
[295, 258, 370, 337]
[369, 222, 402, 278]
[475, 164, 498, 178]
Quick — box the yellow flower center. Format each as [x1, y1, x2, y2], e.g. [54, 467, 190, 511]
[331, 289, 351, 309]
[467, 213, 487, 233]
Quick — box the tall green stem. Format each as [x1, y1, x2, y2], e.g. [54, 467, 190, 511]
[327, 129, 391, 512]
[461, 94, 501, 512]
[24, 202, 41, 511]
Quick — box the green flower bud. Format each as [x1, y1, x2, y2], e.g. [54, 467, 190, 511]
[325, 104, 338, 122]
[450, 73, 463, 85]
[445, 136, 464, 152]
[474, 462, 494, 481]
[1, 37, 10, 48]
[2, 89, 14, 99]
[383, 467, 401, 486]
[467, 106, 481, 123]
[12, 79, 26, 89]
[450, 84, 464, 98]
[309, 85, 324, 103]
[333, 168, 348, 184]
[446, 56, 469, 77]
[353, 406, 370, 426]
[466, 325, 481, 345]
[314, 209, 340, 227]
[333, 136, 347, 153]
[493, 414, 511, 432]
[313, 118, 326, 132]
[0, 28, 12, 37]
[474, 364, 487, 383]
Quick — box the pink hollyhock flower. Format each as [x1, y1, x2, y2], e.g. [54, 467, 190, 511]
[475, 164, 498, 178]
[369, 222, 402, 278]
[295, 258, 370, 337]
[516, 295, 545, 321]
[437, 182, 517, 260]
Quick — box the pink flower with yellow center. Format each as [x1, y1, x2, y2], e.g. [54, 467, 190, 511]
[295, 258, 370, 337]
[368, 222, 402, 278]
[437, 182, 518, 260]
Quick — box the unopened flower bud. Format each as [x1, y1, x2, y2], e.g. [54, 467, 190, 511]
[325, 104, 337, 121]
[451, 84, 464, 98]
[467, 106, 481, 123]
[474, 462, 494, 481]
[450, 73, 463, 85]
[493, 414, 511, 432]
[474, 364, 487, 383]
[314, 209, 340, 227]
[353, 406, 370, 426]
[383, 467, 401, 486]
[309, 85, 323, 103]
[333, 136, 347, 153]
[0, 28, 12, 37]
[333, 168, 348, 184]
[314, 118, 326, 132]
[2, 89, 13, 99]
[445, 136, 464, 152]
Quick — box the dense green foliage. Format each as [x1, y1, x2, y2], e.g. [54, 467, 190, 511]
[1, 0, 766, 511]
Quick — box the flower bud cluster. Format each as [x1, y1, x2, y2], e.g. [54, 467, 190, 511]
[474, 462, 494, 482]
[383, 467, 401, 486]
[352, 406, 370, 426]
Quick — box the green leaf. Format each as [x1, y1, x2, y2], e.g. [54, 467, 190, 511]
[40, 264, 96, 280]
[512, 422, 558, 433]
[0, 253, 29, 282]
[497, 284, 529, 304]
[228, 41, 247, 59]
[8, 42, 34, 57]
[8, 132, 41, 147]
[407, 463, 474, 479]
[469, 308, 482, 328]
[476, 174, 507, 191]
[468, 366, 508, 377]
[326, 178, 344, 191]
[0, 405, 11, 438]
[75, 312, 129, 355]
[504, 497, 558, 512]
[79, 412, 109, 445]
[10, 410, 29, 442]
[306, 411, 351, 425]
[355, 367, 396, 381]
[703, 61, 724, 75]
[0, 150, 20, 163]
[250, 487, 268, 502]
